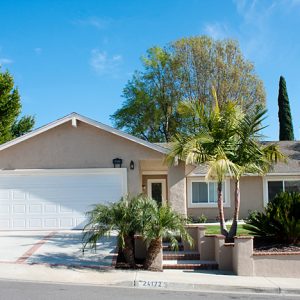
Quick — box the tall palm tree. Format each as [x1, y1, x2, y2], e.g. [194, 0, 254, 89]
[135, 196, 193, 271]
[82, 195, 141, 268]
[167, 95, 240, 236]
[227, 105, 286, 239]
[168, 95, 286, 239]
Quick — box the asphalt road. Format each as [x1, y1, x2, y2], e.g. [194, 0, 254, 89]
[0, 280, 298, 300]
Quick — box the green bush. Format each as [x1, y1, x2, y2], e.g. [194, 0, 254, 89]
[187, 214, 207, 224]
[243, 192, 300, 244]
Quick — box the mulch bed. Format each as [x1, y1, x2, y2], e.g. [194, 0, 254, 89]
[253, 237, 300, 253]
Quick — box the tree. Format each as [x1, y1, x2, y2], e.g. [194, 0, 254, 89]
[278, 76, 294, 141]
[83, 195, 141, 268]
[111, 36, 265, 142]
[135, 196, 193, 271]
[227, 106, 285, 239]
[111, 47, 182, 142]
[0, 68, 35, 144]
[83, 195, 192, 271]
[167, 94, 241, 236]
[167, 92, 285, 240]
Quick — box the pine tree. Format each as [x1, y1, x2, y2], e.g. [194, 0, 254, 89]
[278, 76, 294, 141]
[0, 68, 35, 144]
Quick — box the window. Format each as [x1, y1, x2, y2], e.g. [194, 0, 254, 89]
[267, 179, 300, 202]
[189, 179, 228, 207]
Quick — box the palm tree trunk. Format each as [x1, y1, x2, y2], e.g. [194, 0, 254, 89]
[143, 237, 162, 271]
[217, 181, 228, 237]
[228, 179, 240, 241]
[123, 235, 136, 268]
[228, 179, 241, 242]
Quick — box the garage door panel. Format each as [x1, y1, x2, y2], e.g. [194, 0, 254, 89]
[0, 169, 127, 230]
[0, 205, 10, 214]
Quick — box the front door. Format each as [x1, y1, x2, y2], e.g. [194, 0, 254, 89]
[147, 179, 166, 204]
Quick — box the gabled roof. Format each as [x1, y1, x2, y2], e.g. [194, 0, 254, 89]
[0, 112, 169, 155]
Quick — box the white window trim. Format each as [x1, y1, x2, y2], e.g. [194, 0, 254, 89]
[147, 179, 167, 203]
[142, 171, 168, 175]
[263, 176, 300, 207]
[187, 178, 230, 208]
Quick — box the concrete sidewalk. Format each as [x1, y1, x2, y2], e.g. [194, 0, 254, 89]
[0, 263, 300, 296]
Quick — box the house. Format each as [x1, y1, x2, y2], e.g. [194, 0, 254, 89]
[0, 112, 299, 230]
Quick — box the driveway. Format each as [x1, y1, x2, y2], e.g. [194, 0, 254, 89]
[0, 231, 118, 269]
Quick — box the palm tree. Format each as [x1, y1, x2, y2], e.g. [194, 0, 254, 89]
[83, 195, 192, 271]
[136, 196, 193, 271]
[168, 95, 286, 240]
[82, 195, 141, 268]
[167, 95, 240, 236]
[227, 105, 286, 239]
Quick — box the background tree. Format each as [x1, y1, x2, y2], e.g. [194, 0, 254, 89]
[111, 47, 182, 142]
[111, 36, 266, 142]
[278, 76, 294, 141]
[172, 36, 265, 110]
[0, 68, 35, 144]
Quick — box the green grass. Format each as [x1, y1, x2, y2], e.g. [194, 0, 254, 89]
[204, 224, 252, 236]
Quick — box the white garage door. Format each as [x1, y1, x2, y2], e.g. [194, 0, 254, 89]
[0, 169, 127, 230]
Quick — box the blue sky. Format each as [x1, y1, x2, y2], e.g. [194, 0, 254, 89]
[0, 0, 299, 140]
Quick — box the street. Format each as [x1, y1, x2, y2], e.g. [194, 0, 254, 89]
[0, 280, 298, 300]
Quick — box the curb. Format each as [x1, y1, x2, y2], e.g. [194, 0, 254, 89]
[132, 279, 300, 296]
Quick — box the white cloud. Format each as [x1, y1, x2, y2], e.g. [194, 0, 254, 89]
[202, 1, 280, 62]
[203, 22, 231, 40]
[231, 0, 278, 61]
[34, 47, 42, 55]
[74, 17, 111, 30]
[0, 58, 13, 66]
[90, 49, 122, 75]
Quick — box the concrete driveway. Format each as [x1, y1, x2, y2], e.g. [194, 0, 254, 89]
[0, 231, 118, 269]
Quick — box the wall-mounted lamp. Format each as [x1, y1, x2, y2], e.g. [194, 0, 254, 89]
[130, 160, 134, 170]
[112, 158, 123, 168]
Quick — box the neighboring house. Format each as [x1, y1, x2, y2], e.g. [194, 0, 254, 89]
[0, 113, 299, 230]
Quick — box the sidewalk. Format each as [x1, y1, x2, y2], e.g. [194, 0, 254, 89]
[0, 262, 300, 296]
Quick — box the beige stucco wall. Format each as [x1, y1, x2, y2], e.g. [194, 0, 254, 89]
[0, 120, 165, 196]
[253, 254, 300, 277]
[139, 160, 168, 171]
[168, 161, 187, 216]
[186, 176, 264, 220]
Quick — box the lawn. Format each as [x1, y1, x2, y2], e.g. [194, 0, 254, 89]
[204, 224, 252, 236]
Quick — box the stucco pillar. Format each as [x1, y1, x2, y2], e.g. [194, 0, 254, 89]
[167, 162, 187, 216]
[199, 234, 215, 260]
[233, 236, 254, 276]
[214, 235, 233, 271]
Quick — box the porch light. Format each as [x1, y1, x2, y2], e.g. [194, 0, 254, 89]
[130, 160, 134, 170]
[112, 158, 123, 168]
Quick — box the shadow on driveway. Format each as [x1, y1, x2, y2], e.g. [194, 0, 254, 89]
[0, 231, 118, 269]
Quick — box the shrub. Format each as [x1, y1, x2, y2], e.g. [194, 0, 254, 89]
[243, 192, 300, 244]
[198, 214, 207, 223]
[186, 214, 207, 224]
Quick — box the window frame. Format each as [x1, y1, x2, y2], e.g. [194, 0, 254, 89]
[187, 177, 231, 208]
[263, 176, 300, 206]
